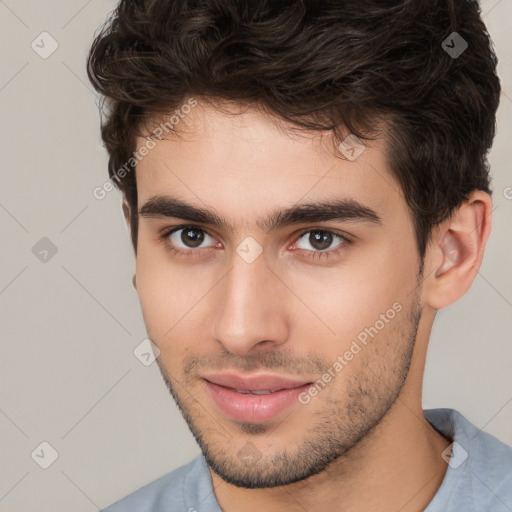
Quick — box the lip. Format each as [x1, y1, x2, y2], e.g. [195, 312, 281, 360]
[203, 373, 311, 391]
[202, 373, 312, 424]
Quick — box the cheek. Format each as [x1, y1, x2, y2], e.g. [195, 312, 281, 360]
[135, 243, 180, 339]
[135, 268, 194, 375]
[287, 253, 414, 354]
[134, 242, 217, 347]
[302, 266, 417, 395]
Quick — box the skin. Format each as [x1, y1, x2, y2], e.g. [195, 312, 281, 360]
[125, 98, 492, 512]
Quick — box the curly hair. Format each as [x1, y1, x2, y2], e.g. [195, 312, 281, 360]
[87, 0, 501, 258]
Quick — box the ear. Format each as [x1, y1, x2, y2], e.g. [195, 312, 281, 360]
[122, 196, 131, 229]
[122, 196, 137, 288]
[422, 191, 493, 310]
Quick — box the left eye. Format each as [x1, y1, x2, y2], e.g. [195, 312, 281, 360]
[295, 229, 346, 252]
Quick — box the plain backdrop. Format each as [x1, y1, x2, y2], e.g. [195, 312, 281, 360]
[0, 1, 511, 511]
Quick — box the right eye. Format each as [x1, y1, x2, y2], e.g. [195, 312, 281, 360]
[160, 225, 220, 256]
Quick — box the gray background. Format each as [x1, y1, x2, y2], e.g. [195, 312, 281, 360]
[0, 1, 511, 510]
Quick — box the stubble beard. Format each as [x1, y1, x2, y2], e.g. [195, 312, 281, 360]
[156, 294, 422, 489]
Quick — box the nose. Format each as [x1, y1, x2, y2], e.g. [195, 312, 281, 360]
[211, 249, 290, 356]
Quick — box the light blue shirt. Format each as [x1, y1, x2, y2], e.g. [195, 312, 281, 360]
[102, 408, 512, 511]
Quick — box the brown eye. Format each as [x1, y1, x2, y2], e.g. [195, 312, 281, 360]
[179, 228, 205, 248]
[295, 229, 345, 253]
[165, 226, 215, 250]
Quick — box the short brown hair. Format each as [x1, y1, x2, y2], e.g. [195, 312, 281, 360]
[87, 0, 501, 258]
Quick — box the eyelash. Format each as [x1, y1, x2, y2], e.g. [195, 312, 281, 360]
[159, 224, 350, 261]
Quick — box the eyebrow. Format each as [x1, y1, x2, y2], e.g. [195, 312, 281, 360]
[139, 195, 382, 231]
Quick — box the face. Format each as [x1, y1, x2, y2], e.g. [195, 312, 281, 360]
[133, 100, 424, 488]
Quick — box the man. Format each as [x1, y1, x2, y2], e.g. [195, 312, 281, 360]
[87, 0, 512, 510]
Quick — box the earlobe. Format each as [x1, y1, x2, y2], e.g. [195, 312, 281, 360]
[423, 191, 492, 310]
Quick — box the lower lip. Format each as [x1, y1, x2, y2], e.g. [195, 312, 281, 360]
[203, 380, 311, 424]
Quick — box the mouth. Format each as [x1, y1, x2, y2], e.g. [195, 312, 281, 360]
[202, 373, 313, 424]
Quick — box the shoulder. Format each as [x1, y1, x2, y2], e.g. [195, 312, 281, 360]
[426, 407, 512, 469]
[462, 413, 512, 508]
[101, 455, 207, 512]
[425, 408, 512, 511]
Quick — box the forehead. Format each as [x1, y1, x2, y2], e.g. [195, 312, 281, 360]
[135, 100, 406, 230]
